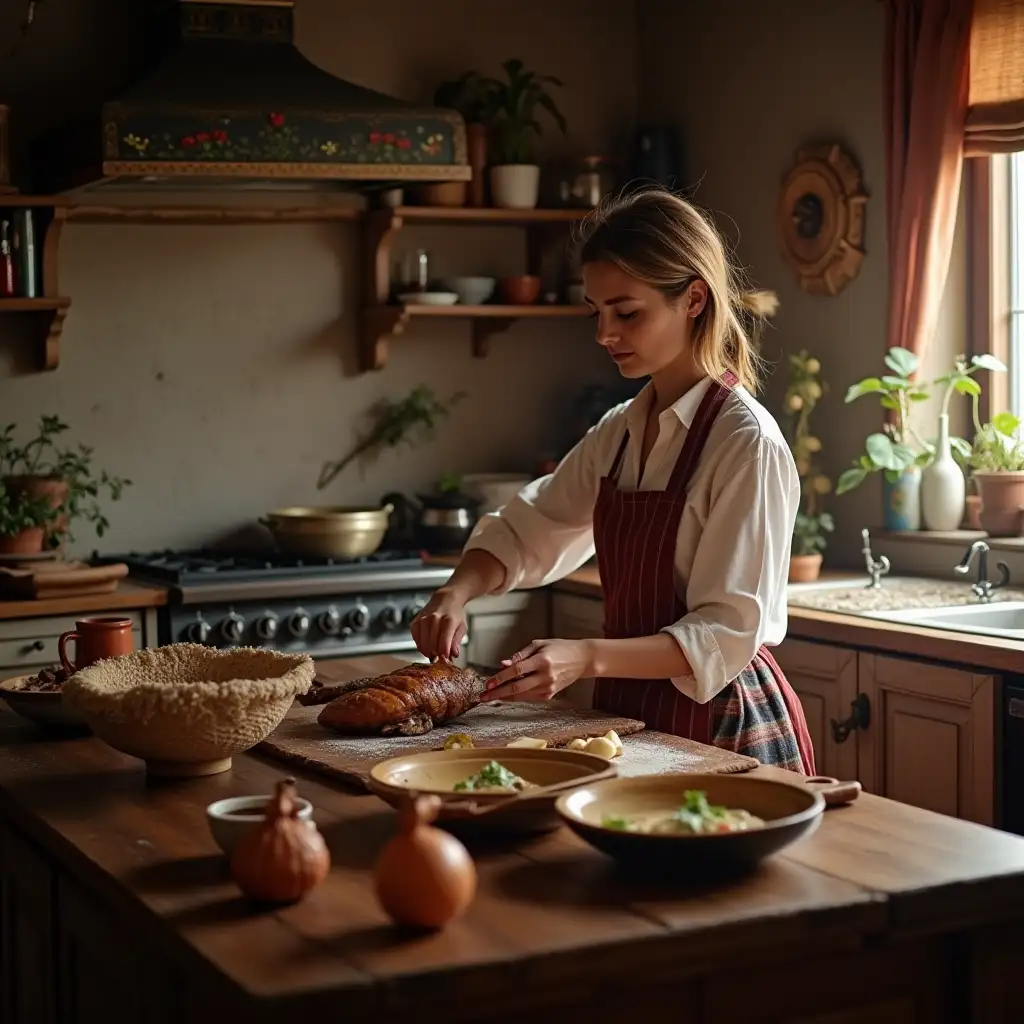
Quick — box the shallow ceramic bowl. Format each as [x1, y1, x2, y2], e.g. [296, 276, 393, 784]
[397, 291, 460, 306]
[206, 793, 314, 857]
[0, 675, 89, 733]
[556, 774, 826, 869]
[62, 644, 314, 778]
[368, 746, 617, 834]
[439, 276, 496, 306]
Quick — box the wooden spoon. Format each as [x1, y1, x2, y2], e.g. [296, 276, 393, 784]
[804, 775, 862, 807]
[436, 776, 597, 818]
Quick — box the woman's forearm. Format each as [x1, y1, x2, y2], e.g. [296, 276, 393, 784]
[585, 634, 693, 680]
[440, 549, 508, 604]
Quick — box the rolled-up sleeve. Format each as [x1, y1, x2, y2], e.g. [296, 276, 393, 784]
[661, 436, 799, 704]
[463, 412, 623, 593]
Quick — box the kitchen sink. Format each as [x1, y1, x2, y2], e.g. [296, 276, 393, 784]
[860, 601, 1024, 640]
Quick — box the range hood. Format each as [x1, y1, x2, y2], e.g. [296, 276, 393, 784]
[35, 0, 470, 193]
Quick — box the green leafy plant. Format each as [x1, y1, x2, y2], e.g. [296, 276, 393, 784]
[0, 481, 56, 539]
[317, 386, 465, 491]
[836, 346, 932, 494]
[930, 352, 1006, 463]
[969, 411, 1024, 472]
[0, 416, 131, 541]
[783, 350, 834, 556]
[481, 58, 567, 165]
[433, 71, 494, 123]
[436, 472, 463, 494]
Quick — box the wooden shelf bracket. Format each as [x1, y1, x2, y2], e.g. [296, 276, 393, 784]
[359, 305, 409, 372]
[470, 317, 517, 358]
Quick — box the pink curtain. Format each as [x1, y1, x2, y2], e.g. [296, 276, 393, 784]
[884, 0, 972, 360]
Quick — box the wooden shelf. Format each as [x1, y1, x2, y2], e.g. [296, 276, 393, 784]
[360, 303, 590, 370]
[66, 203, 361, 226]
[0, 199, 70, 371]
[381, 205, 590, 225]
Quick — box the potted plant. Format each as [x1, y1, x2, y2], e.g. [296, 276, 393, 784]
[433, 71, 493, 207]
[836, 347, 931, 530]
[920, 353, 1005, 530]
[481, 58, 567, 210]
[967, 409, 1024, 537]
[0, 416, 131, 550]
[783, 350, 833, 582]
[0, 480, 57, 556]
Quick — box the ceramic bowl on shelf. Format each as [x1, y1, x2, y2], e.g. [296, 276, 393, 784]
[397, 291, 460, 306]
[498, 275, 541, 305]
[206, 792, 314, 856]
[62, 644, 315, 777]
[439, 277, 496, 306]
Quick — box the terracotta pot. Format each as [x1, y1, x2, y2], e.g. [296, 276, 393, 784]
[414, 181, 468, 207]
[974, 471, 1024, 537]
[0, 526, 45, 555]
[4, 474, 69, 540]
[498, 275, 541, 305]
[788, 553, 823, 583]
[466, 122, 489, 206]
[59, 617, 135, 675]
[965, 493, 982, 530]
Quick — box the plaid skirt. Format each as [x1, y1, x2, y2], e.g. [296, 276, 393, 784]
[710, 653, 806, 773]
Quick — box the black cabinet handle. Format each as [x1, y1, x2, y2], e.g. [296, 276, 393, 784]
[20, 639, 45, 654]
[830, 693, 871, 744]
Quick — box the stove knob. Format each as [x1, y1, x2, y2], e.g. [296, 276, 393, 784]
[220, 613, 245, 644]
[288, 609, 311, 639]
[318, 607, 342, 636]
[378, 603, 401, 630]
[345, 604, 371, 632]
[187, 617, 211, 644]
[255, 613, 279, 642]
[403, 601, 426, 626]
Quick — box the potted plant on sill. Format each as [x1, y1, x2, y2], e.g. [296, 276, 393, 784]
[836, 346, 932, 530]
[920, 353, 1005, 531]
[482, 58, 567, 210]
[433, 71, 493, 208]
[0, 480, 57, 556]
[0, 415, 131, 552]
[783, 350, 833, 582]
[967, 409, 1024, 537]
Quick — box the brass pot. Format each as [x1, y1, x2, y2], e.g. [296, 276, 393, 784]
[262, 504, 393, 559]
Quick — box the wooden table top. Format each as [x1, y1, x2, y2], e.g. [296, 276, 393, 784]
[4, 653, 1024, 1016]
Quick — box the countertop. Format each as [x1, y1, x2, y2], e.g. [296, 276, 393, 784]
[553, 566, 1024, 675]
[0, 579, 168, 620]
[4, 654, 1024, 1021]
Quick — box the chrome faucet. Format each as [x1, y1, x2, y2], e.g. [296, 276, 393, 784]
[861, 529, 890, 589]
[954, 540, 1010, 602]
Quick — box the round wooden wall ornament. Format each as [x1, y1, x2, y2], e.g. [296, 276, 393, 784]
[777, 142, 867, 297]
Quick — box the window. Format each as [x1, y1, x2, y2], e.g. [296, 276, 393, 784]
[1012, 152, 1024, 415]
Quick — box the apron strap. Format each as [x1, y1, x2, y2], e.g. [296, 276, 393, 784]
[666, 372, 738, 497]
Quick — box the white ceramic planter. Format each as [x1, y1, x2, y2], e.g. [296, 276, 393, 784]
[921, 413, 966, 530]
[490, 165, 541, 209]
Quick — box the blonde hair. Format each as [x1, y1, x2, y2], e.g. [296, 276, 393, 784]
[576, 188, 777, 393]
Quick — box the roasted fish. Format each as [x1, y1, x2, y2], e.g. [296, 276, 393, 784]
[313, 661, 488, 736]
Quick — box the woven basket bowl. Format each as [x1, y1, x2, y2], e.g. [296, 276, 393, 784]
[62, 644, 314, 777]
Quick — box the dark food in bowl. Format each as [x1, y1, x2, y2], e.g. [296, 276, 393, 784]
[19, 664, 69, 692]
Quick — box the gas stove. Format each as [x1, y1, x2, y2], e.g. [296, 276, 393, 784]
[97, 548, 453, 659]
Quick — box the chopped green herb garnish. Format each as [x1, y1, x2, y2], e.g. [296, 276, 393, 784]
[602, 816, 630, 831]
[453, 760, 522, 792]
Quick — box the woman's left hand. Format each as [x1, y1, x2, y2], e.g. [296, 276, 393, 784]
[483, 638, 594, 702]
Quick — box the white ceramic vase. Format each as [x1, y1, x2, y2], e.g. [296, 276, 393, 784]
[921, 412, 966, 531]
[490, 165, 540, 209]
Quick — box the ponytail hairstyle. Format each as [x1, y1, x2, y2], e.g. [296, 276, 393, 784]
[576, 187, 777, 393]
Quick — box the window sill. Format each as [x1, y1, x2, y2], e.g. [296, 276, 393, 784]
[875, 529, 1024, 552]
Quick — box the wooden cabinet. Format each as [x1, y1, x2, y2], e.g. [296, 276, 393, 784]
[857, 652, 996, 825]
[464, 591, 548, 672]
[772, 638, 858, 782]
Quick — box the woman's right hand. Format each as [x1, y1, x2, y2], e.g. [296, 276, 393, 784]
[410, 587, 469, 661]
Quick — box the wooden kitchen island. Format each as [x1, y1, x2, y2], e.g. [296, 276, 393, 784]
[3, 658, 1024, 1023]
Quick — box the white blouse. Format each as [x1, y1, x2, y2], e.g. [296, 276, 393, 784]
[464, 377, 801, 704]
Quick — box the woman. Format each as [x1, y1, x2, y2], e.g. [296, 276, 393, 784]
[410, 188, 814, 774]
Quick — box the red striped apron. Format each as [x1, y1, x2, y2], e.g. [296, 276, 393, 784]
[591, 374, 815, 774]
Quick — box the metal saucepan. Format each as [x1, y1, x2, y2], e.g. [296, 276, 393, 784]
[262, 504, 393, 559]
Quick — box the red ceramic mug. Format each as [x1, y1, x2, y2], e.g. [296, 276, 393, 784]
[58, 617, 135, 674]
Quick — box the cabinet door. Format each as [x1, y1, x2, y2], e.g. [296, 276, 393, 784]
[772, 638, 859, 782]
[465, 592, 548, 672]
[857, 653, 997, 825]
[551, 593, 604, 710]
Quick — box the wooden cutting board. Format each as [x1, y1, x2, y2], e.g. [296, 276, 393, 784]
[257, 700, 758, 788]
[0, 561, 128, 600]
